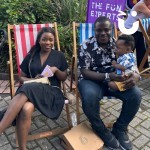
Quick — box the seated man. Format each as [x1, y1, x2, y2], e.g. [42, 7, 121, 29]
[78, 16, 141, 150]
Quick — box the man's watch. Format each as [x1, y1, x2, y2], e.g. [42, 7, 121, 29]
[105, 73, 111, 82]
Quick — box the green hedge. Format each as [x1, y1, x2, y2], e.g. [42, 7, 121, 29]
[0, 0, 87, 73]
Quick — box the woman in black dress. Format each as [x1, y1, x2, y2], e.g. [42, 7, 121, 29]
[0, 27, 68, 149]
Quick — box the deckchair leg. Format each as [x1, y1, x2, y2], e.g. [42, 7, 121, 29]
[65, 104, 72, 129]
[7, 61, 13, 99]
[76, 91, 80, 124]
[27, 128, 69, 141]
[15, 127, 19, 147]
[62, 82, 72, 129]
[70, 56, 75, 92]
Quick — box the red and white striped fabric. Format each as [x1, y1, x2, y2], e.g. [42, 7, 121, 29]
[13, 23, 53, 73]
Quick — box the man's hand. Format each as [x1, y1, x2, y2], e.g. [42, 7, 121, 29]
[109, 72, 125, 82]
[123, 72, 138, 90]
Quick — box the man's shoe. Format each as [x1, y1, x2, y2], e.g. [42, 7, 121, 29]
[95, 128, 120, 150]
[112, 128, 132, 150]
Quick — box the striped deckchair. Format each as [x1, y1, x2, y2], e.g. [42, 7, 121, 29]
[72, 22, 117, 125]
[138, 18, 150, 76]
[7, 23, 71, 146]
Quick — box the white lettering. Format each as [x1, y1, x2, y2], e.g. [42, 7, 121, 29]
[98, 12, 101, 17]
[95, 11, 98, 17]
[91, 11, 94, 17]
[90, 10, 118, 21]
[111, 5, 116, 11]
[106, 4, 110, 10]
[105, 4, 122, 12]
[102, 12, 106, 16]
[92, 2, 102, 9]
[112, 14, 116, 20]
[116, 5, 122, 11]
[92, 2, 95, 9]
[107, 13, 111, 19]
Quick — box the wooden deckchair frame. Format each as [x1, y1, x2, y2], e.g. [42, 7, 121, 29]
[72, 22, 80, 124]
[7, 22, 71, 146]
[138, 19, 150, 77]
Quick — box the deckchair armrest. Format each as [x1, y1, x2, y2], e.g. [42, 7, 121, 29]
[70, 56, 75, 91]
[7, 61, 13, 97]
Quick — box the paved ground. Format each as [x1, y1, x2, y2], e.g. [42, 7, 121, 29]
[0, 77, 150, 150]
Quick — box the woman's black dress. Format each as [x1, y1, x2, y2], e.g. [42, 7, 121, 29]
[16, 49, 68, 119]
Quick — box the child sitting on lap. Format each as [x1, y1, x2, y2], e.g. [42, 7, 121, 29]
[108, 34, 138, 91]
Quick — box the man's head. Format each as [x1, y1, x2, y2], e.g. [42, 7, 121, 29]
[94, 16, 112, 46]
[116, 34, 135, 56]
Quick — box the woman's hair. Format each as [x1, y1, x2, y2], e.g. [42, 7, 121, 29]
[29, 27, 55, 56]
[118, 34, 135, 50]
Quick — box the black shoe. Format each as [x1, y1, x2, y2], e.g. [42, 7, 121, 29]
[0, 109, 6, 121]
[0, 109, 16, 126]
[95, 128, 120, 150]
[112, 128, 132, 150]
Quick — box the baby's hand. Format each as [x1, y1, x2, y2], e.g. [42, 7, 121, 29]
[111, 60, 117, 66]
[124, 71, 133, 79]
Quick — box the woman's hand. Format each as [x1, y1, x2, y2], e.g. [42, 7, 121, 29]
[19, 71, 33, 84]
[50, 66, 67, 81]
[50, 66, 58, 74]
[35, 74, 44, 79]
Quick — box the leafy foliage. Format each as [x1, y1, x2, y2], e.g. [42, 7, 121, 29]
[0, 0, 87, 72]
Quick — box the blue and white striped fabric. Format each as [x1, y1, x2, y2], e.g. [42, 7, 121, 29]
[79, 23, 116, 45]
[140, 18, 150, 49]
[141, 18, 150, 31]
[79, 23, 94, 45]
[142, 18, 150, 31]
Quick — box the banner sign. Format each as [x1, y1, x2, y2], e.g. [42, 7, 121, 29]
[86, 0, 126, 25]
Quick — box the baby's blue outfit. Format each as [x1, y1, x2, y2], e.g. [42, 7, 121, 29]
[116, 53, 136, 75]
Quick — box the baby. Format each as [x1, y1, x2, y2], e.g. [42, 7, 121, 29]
[108, 34, 138, 91]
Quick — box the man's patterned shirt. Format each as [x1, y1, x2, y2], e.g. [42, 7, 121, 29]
[78, 36, 117, 81]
